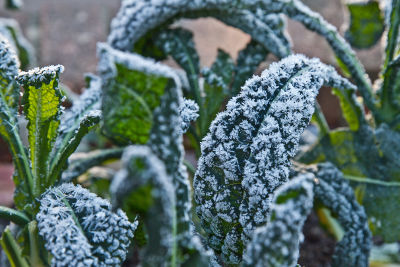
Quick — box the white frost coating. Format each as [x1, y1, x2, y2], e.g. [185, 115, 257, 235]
[194, 54, 355, 264]
[109, 0, 375, 111]
[97, 42, 182, 89]
[108, 0, 291, 58]
[0, 34, 19, 82]
[17, 65, 64, 86]
[179, 98, 199, 134]
[111, 145, 176, 267]
[36, 183, 137, 267]
[243, 174, 314, 267]
[0, 18, 35, 67]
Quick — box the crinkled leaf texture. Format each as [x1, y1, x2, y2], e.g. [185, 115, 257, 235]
[243, 173, 314, 267]
[194, 54, 355, 264]
[179, 98, 199, 134]
[36, 183, 137, 267]
[111, 145, 176, 267]
[244, 163, 371, 267]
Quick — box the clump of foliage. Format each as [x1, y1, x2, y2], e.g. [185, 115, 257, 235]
[0, 0, 399, 266]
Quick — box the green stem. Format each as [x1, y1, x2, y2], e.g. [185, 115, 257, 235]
[0, 227, 29, 267]
[28, 221, 46, 267]
[313, 102, 330, 137]
[0, 206, 30, 226]
[343, 174, 400, 187]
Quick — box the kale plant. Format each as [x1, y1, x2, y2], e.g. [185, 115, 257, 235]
[1, 0, 399, 266]
[0, 36, 136, 266]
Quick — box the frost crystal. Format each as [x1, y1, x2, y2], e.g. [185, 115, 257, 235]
[243, 174, 314, 267]
[36, 183, 137, 267]
[17, 65, 64, 87]
[194, 54, 355, 264]
[179, 98, 199, 134]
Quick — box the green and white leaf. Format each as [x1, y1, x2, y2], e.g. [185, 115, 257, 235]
[243, 174, 314, 267]
[36, 183, 137, 267]
[194, 54, 355, 264]
[18, 65, 64, 197]
[98, 43, 177, 145]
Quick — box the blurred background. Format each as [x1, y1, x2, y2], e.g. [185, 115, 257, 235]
[0, 0, 382, 206]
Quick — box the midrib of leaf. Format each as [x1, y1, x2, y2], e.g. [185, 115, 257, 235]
[120, 84, 153, 122]
[344, 174, 400, 187]
[29, 84, 48, 196]
[55, 189, 86, 238]
[221, 65, 313, 250]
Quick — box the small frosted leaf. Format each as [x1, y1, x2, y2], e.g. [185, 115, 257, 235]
[243, 174, 314, 267]
[37, 183, 137, 267]
[179, 98, 199, 134]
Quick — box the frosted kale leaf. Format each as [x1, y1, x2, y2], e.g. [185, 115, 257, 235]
[110, 145, 176, 267]
[309, 163, 371, 267]
[194, 54, 355, 264]
[18, 65, 64, 198]
[180, 98, 199, 134]
[243, 174, 314, 267]
[0, 18, 35, 68]
[108, 0, 290, 58]
[97, 43, 182, 145]
[48, 74, 102, 186]
[36, 183, 137, 267]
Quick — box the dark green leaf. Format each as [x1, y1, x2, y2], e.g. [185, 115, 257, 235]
[0, 227, 29, 267]
[345, 1, 385, 49]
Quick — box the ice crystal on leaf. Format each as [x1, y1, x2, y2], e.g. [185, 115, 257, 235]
[36, 183, 137, 267]
[179, 98, 199, 134]
[194, 54, 355, 264]
[243, 174, 314, 267]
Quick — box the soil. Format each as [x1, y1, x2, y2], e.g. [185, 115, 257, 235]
[298, 212, 336, 267]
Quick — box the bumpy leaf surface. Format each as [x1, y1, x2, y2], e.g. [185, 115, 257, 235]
[179, 98, 199, 134]
[108, 0, 290, 58]
[243, 174, 314, 267]
[111, 145, 176, 267]
[194, 54, 355, 264]
[36, 183, 137, 267]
